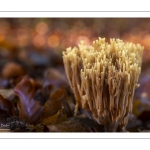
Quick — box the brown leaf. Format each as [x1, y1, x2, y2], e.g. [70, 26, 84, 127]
[42, 108, 67, 125]
[14, 76, 44, 124]
[40, 88, 66, 121]
[0, 94, 15, 118]
[32, 108, 67, 132]
[2, 62, 26, 79]
[33, 84, 53, 105]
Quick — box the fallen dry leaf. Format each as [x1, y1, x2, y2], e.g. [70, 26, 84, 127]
[33, 84, 53, 105]
[40, 88, 66, 121]
[42, 108, 67, 125]
[31, 108, 67, 132]
[14, 76, 44, 124]
[2, 62, 26, 79]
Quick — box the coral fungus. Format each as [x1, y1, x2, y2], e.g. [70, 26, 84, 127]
[63, 37, 143, 131]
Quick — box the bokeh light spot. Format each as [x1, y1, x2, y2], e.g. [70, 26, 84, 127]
[47, 35, 60, 48]
[36, 22, 49, 35]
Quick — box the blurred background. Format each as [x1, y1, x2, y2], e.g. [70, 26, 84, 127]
[0, 18, 150, 131]
[1, 18, 150, 63]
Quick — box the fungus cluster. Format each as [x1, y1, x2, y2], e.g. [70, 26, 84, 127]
[63, 38, 143, 131]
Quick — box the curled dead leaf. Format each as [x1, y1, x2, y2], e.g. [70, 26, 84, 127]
[14, 76, 44, 124]
[40, 88, 66, 121]
[31, 108, 67, 132]
[33, 84, 53, 105]
[42, 107, 67, 125]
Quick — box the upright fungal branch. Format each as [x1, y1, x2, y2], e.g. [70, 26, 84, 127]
[63, 38, 143, 131]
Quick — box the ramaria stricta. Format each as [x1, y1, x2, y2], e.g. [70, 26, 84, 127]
[63, 38, 143, 132]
